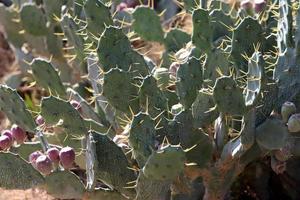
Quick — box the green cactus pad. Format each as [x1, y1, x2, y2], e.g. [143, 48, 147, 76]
[192, 8, 212, 53]
[84, 0, 113, 36]
[60, 14, 85, 61]
[245, 51, 264, 107]
[43, 0, 64, 22]
[0, 6, 25, 47]
[143, 145, 186, 181]
[164, 29, 190, 53]
[46, 24, 64, 59]
[40, 96, 87, 143]
[210, 9, 233, 41]
[103, 68, 139, 114]
[20, 4, 48, 36]
[45, 171, 85, 199]
[129, 113, 156, 167]
[132, 6, 164, 42]
[171, 110, 213, 167]
[213, 76, 246, 115]
[231, 17, 265, 70]
[176, 57, 203, 109]
[256, 118, 288, 150]
[0, 85, 36, 132]
[184, 0, 199, 11]
[136, 172, 171, 200]
[0, 152, 44, 189]
[97, 26, 149, 76]
[139, 76, 168, 117]
[203, 48, 229, 85]
[192, 89, 218, 128]
[90, 131, 136, 197]
[31, 58, 66, 97]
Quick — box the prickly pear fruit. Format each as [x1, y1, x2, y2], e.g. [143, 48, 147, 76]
[254, 0, 266, 13]
[281, 101, 296, 123]
[36, 155, 53, 175]
[59, 147, 75, 169]
[287, 114, 300, 133]
[35, 115, 45, 125]
[11, 124, 27, 144]
[47, 147, 60, 164]
[241, 0, 253, 11]
[29, 151, 43, 168]
[169, 62, 180, 78]
[0, 135, 12, 150]
[117, 2, 128, 12]
[2, 130, 13, 146]
[70, 100, 81, 111]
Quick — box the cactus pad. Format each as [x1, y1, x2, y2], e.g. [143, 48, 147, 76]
[192, 8, 212, 53]
[97, 26, 149, 76]
[213, 76, 246, 115]
[0, 85, 36, 132]
[84, 0, 113, 36]
[103, 68, 139, 114]
[20, 3, 48, 36]
[192, 89, 218, 128]
[143, 145, 186, 181]
[90, 131, 136, 197]
[176, 57, 203, 109]
[256, 118, 288, 150]
[0, 152, 44, 189]
[31, 58, 66, 97]
[128, 112, 156, 167]
[132, 6, 164, 42]
[45, 171, 85, 199]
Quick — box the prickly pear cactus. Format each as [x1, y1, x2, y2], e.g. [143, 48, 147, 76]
[1, 0, 300, 199]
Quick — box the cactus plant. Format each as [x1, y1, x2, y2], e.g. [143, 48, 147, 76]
[1, 0, 300, 199]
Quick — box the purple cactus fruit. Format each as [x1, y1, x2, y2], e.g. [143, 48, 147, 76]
[287, 114, 300, 133]
[169, 62, 180, 78]
[281, 101, 296, 123]
[254, 0, 266, 13]
[2, 129, 14, 146]
[11, 124, 27, 144]
[0, 135, 12, 150]
[59, 146, 75, 169]
[36, 155, 53, 175]
[240, 0, 253, 11]
[125, 0, 139, 8]
[29, 151, 43, 168]
[70, 100, 81, 111]
[116, 2, 128, 12]
[47, 147, 60, 164]
[35, 115, 45, 125]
